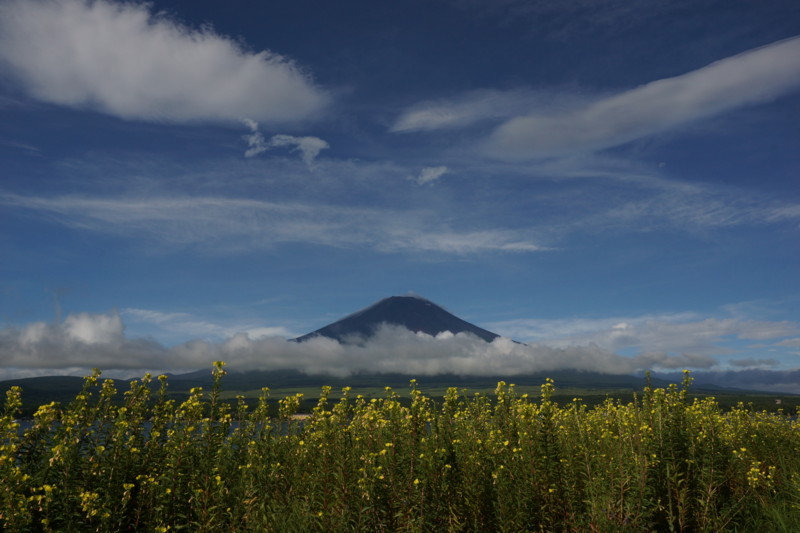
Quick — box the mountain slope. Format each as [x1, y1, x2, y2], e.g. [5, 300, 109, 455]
[294, 295, 500, 343]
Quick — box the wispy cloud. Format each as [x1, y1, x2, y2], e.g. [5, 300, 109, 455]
[408, 166, 449, 186]
[482, 36, 800, 159]
[0, 193, 543, 255]
[391, 89, 555, 132]
[121, 308, 296, 343]
[776, 338, 800, 348]
[446, 0, 683, 38]
[0, 0, 328, 123]
[242, 119, 329, 168]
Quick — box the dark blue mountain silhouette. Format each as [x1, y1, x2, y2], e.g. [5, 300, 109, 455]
[294, 295, 500, 343]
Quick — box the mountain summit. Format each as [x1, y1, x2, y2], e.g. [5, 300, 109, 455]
[294, 295, 501, 343]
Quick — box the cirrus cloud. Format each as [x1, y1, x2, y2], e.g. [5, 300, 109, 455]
[0, 192, 544, 255]
[478, 36, 800, 159]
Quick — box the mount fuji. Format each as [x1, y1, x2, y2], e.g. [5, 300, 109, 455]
[293, 295, 501, 344]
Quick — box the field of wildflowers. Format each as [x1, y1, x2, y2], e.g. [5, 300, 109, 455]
[2, 361, 799, 532]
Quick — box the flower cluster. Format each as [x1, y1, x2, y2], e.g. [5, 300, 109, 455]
[0, 365, 798, 531]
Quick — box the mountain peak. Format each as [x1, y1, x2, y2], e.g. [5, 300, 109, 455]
[294, 295, 500, 343]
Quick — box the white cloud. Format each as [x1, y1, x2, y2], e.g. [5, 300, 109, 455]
[393, 230, 543, 253]
[0, 314, 720, 379]
[268, 134, 329, 168]
[483, 36, 800, 159]
[242, 118, 268, 156]
[0, 311, 166, 371]
[391, 89, 556, 132]
[3, 306, 798, 384]
[488, 313, 799, 358]
[0, 193, 544, 255]
[121, 307, 295, 342]
[242, 120, 329, 167]
[64, 311, 124, 344]
[0, 0, 328, 123]
[408, 166, 449, 185]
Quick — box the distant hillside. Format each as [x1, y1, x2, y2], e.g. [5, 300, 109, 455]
[294, 295, 500, 343]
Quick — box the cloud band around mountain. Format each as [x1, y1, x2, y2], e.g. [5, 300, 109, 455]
[0, 312, 721, 378]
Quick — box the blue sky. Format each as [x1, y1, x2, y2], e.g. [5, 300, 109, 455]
[1, 0, 799, 389]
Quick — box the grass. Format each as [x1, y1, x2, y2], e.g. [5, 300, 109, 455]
[2, 363, 800, 531]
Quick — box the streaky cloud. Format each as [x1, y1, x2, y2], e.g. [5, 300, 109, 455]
[483, 36, 800, 159]
[391, 89, 556, 132]
[0, 193, 543, 255]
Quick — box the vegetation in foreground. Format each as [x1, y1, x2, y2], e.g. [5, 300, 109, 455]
[1, 363, 799, 532]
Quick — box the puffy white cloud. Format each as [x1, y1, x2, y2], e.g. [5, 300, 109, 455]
[0, 0, 328, 123]
[64, 311, 124, 344]
[0, 311, 165, 371]
[0, 315, 720, 379]
[483, 36, 800, 159]
[408, 166, 449, 186]
[5, 306, 800, 384]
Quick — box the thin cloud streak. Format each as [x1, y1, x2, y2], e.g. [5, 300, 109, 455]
[121, 308, 295, 342]
[0, 0, 328, 123]
[0, 193, 543, 255]
[478, 36, 800, 159]
[391, 89, 561, 132]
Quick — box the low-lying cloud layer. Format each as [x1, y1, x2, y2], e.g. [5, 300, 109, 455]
[0, 312, 710, 379]
[489, 314, 800, 357]
[4, 310, 798, 384]
[0, 0, 328, 123]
